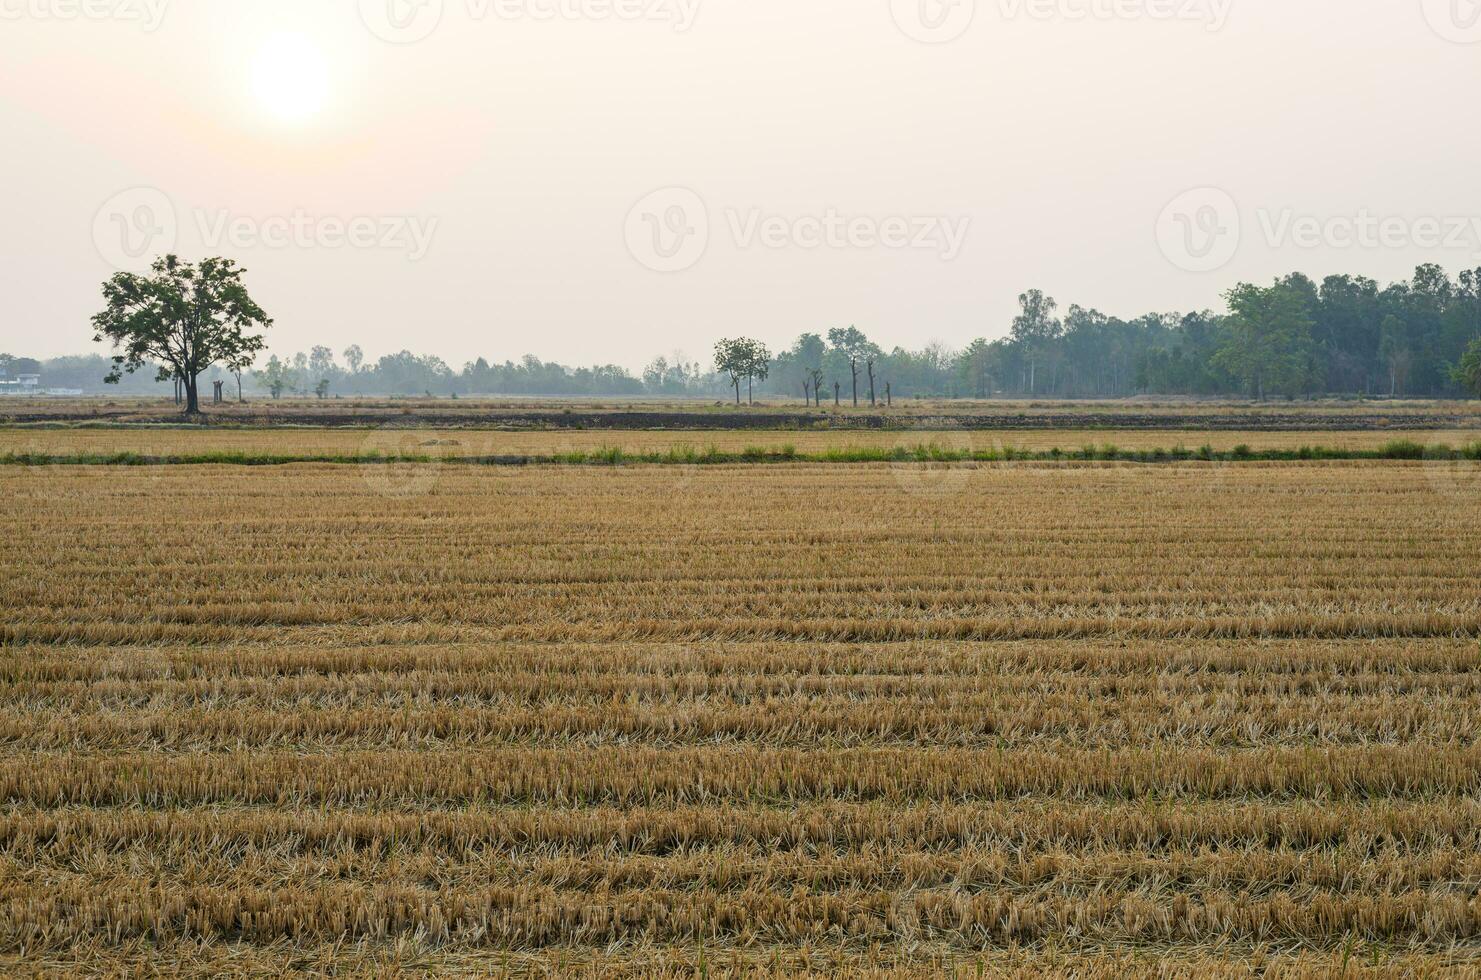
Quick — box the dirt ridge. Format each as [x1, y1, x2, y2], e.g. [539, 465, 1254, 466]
[5, 408, 1481, 431]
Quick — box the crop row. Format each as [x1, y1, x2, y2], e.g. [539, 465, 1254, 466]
[4, 426, 1481, 459]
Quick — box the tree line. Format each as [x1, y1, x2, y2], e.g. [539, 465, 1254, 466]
[245, 264, 1481, 403]
[47, 257, 1481, 413]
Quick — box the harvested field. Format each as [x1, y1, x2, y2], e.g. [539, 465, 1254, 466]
[3, 426, 1481, 461]
[3, 460, 1481, 975]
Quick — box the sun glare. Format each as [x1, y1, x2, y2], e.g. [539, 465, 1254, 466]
[250, 33, 329, 124]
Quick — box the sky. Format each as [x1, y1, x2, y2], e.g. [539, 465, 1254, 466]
[3, 0, 1480, 371]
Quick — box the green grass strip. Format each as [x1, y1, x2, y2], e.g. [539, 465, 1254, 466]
[4, 439, 1481, 468]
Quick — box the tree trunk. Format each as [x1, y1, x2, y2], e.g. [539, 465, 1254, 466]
[868, 366, 876, 407]
[183, 374, 200, 415]
[734, 380, 741, 405]
[747, 374, 753, 406]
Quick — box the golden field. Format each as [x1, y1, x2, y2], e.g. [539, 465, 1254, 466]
[7, 394, 1481, 421]
[3, 459, 1481, 976]
[3, 425, 1481, 460]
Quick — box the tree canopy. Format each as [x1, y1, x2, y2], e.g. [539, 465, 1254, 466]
[92, 255, 271, 414]
[714, 338, 771, 405]
[1456, 337, 1481, 397]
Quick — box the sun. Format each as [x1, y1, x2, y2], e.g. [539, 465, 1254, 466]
[250, 33, 330, 124]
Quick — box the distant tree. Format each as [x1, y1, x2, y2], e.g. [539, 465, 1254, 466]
[225, 348, 255, 403]
[261, 355, 289, 399]
[291, 352, 310, 395]
[827, 326, 879, 407]
[809, 369, 825, 408]
[1456, 337, 1481, 397]
[714, 338, 748, 405]
[741, 339, 771, 405]
[309, 346, 337, 381]
[1212, 280, 1316, 400]
[714, 338, 771, 405]
[1010, 289, 1062, 394]
[791, 333, 826, 369]
[957, 338, 995, 398]
[0, 354, 43, 376]
[314, 378, 331, 400]
[643, 354, 704, 396]
[91, 255, 271, 415]
[866, 356, 877, 407]
[643, 356, 671, 393]
[343, 345, 364, 375]
[1379, 315, 1413, 397]
[775, 332, 826, 405]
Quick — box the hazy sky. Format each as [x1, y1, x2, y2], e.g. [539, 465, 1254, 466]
[3, 0, 1480, 370]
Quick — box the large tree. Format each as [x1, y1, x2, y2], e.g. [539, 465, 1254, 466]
[1010, 289, 1062, 394]
[957, 338, 996, 398]
[713, 338, 748, 405]
[827, 326, 879, 406]
[1379, 315, 1413, 397]
[777, 332, 826, 405]
[93, 255, 272, 415]
[741, 339, 771, 405]
[1456, 336, 1481, 398]
[343, 344, 365, 376]
[1212, 280, 1316, 400]
[714, 338, 772, 405]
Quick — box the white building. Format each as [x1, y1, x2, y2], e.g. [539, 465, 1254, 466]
[0, 371, 42, 394]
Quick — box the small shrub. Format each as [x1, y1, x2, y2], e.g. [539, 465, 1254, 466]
[1379, 439, 1426, 460]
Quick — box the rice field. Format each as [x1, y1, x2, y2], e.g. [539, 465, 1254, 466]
[3, 425, 1480, 460]
[3, 456, 1481, 976]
